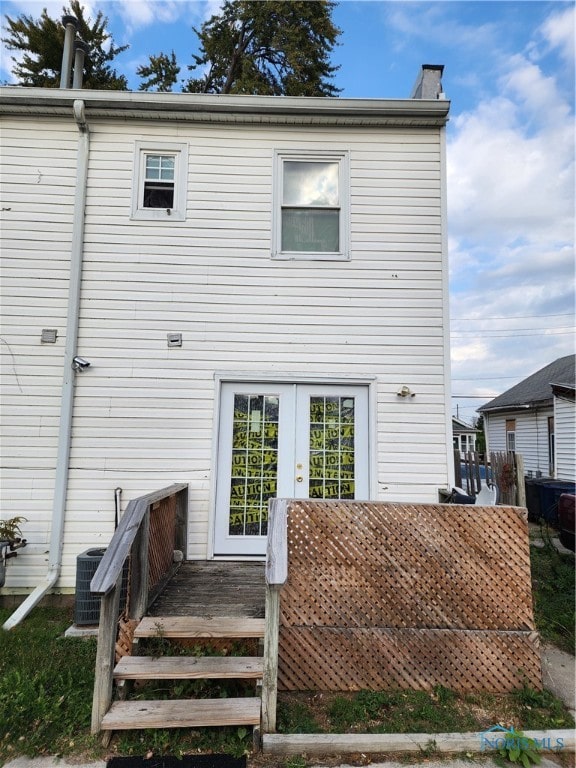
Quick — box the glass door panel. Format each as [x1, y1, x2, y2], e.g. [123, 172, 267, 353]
[229, 393, 279, 537]
[214, 382, 369, 556]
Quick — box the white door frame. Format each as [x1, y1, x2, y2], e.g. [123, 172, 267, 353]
[209, 373, 377, 559]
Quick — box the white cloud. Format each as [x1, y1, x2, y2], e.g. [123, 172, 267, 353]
[113, 0, 221, 34]
[447, 12, 575, 413]
[540, 4, 575, 63]
[448, 59, 574, 247]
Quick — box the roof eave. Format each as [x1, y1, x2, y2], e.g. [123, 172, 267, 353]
[479, 398, 553, 414]
[0, 86, 451, 127]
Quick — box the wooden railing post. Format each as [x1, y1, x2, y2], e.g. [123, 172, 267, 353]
[91, 574, 122, 734]
[516, 453, 526, 507]
[262, 499, 288, 734]
[175, 486, 188, 554]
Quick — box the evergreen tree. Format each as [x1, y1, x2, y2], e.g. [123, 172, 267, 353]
[138, 0, 340, 96]
[137, 51, 180, 92]
[2, 1, 128, 89]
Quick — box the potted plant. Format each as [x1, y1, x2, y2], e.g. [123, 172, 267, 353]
[0, 516, 27, 587]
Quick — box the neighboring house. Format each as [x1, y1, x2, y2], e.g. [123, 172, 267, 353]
[0, 66, 453, 594]
[452, 416, 478, 455]
[552, 383, 576, 481]
[478, 355, 576, 479]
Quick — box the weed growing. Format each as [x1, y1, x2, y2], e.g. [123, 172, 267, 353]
[277, 684, 574, 736]
[0, 607, 100, 761]
[530, 530, 575, 654]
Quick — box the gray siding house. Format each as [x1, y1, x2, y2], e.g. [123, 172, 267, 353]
[478, 355, 575, 479]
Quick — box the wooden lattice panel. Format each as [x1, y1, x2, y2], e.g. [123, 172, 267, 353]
[148, 495, 177, 589]
[277, 501, 541, 692]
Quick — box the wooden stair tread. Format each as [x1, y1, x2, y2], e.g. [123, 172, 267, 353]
[135, 616, 265, 638]
[101, 697, 261, 730]
[114, 655, 264, 680]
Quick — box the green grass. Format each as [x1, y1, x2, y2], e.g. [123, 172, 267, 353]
[0, 535, 573, 761]
[0, 607, 100, 761]
[278, 683, 574, 736]
[0, 608, 254, 762]
[530, 528, 575, 654]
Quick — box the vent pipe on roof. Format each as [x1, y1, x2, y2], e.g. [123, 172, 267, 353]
[411, 64, 445, 100]
[73, 40, 89, 89]
[60, 15, 79, 89]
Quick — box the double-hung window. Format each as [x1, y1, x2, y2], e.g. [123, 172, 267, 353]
[506, 419, 516, 453]
[273, 150, 349, 260]
[131, 141, 188, 221]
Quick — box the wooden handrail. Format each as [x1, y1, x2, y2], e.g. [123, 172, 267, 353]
[91, 483, 187, 596]
[91, 482, 188, 735]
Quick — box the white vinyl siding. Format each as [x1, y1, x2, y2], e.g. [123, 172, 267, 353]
[484, 409, 554, 477]
[0, 118, 77, 589]
[1, 115, 449, 586]
[554, 395, 576, 480]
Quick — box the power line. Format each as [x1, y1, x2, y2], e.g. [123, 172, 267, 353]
[451, 326, 573, 334]
[451, 329, 574, 339]
[451, 312, 574, 321]
[452, 376, 519, 380]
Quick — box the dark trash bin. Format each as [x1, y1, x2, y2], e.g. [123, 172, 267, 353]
[558, 493, 575, 551]
[538, 481, 576, 527]
[525, 477, 543, 522]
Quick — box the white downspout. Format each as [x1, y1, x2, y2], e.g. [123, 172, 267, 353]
[440, 120, 454, 490]
[3, 100, 89, 630]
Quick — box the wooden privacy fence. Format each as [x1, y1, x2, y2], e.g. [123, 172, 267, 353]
[90, 483, 188, 734]
[455, 451, 526, 507]
[262, 499, 541, 732]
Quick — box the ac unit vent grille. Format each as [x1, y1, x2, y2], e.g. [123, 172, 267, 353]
[74, 548, 128, 626]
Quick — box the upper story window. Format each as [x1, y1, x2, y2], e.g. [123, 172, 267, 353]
[131, 141, 188, 221]
[144, 154, 175, 208]
[273, 151, 349, 260]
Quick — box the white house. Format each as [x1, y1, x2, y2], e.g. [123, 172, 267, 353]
[0, 66, 453, 594]
[452, 416, 478, 456]
[552, 383, 576, 481]
[478, 355, 575, 479]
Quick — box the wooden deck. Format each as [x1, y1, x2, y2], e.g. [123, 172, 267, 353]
[148, 560, 266, 618]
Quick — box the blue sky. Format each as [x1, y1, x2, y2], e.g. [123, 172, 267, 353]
[2, 0, 574, 423]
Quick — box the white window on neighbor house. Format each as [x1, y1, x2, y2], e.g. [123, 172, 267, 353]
[506, 419, 516, 453]
[131, 142, 188, 221]
[273, 150, 349, 260]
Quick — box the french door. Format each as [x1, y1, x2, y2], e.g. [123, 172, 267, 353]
[213, 382, 369, 556]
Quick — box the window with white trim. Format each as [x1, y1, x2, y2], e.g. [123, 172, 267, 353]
[273, 151, 349, 260]
[131, 141, 188, 221]
[506, 419, 516, 453]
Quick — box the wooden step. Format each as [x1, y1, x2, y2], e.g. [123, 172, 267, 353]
[135, 616, 265, 639]
[101, 697, 261, 730]
[114, 655, 264, 680]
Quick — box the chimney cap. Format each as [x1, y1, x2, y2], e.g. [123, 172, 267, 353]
[62, 15, 79, 28]
[74, 40, 90, 53]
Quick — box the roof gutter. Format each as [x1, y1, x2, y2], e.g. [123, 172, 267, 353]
[478, 401, 550, 415]
[0, 87, 450, 127]
[3, 100, 89, 630]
